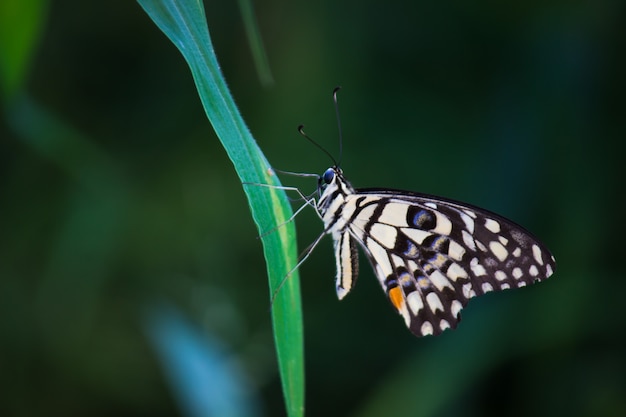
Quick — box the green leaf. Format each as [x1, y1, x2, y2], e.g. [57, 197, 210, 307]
[136, 1, 304, 416]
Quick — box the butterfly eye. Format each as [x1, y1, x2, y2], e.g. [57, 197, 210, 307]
[322, 168, 335, 184]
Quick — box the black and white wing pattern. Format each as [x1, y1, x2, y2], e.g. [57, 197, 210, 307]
[316, 166, 556, 337]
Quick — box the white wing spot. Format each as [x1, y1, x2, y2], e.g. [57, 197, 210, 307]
[368, 238, 393, 280]
[400, 307, 411, 327]
[532, 244, 544, 265]
[546, 264, 554, 277]
[370, 223, 398, 249]
[501, 283, 511, 290]
[430, 270, 454, 291]
[512, 267, 523, 279]
[485, 218, 501, 233]
[391, 254, 405, 269]
[518, 281, 527, 287]
[495, 270, 507, 281]
[462, 230, 477, 251]
[470, 257, 487, 277]
[482, 282, 494, 293]
[424, 202, 438, 209]
[460, 211, 475, 234]
[489, 241, 509, 262]
[499, 236, 509, 245]
[421, 321, 434, 336]
[407, 291, 424, 315]
[476, 241, 488, 252]
[432, 211, 453, 235]
[448, 240, 466, 261]
[451, 300, 463, 317]
[463, 283, 475, 298]
[378, 203, 409, 227]
[512, 247, 522, 257]
[440, 319, 451, 331]
[529, 265, 539, 277]
[426, 292, 444, 313]
[447, 263, 468, 280]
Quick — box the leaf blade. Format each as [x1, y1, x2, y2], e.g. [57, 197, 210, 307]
[137, 1, 304, 415]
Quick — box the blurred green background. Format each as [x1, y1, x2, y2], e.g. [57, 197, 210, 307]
[1, 0, 624, 416]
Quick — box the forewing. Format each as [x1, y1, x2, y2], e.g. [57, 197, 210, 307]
[345, 190, 556, 337]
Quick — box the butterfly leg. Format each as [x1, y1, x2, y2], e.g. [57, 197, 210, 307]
[270, 229, 328, 304]
[244, 182, 318, 212]
[258, 196, 318, 239]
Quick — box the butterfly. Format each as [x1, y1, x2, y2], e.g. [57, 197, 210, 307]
[271, 88, 556, 337]
[314, 164, 556, 337]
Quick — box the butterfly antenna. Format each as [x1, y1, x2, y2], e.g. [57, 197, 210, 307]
[332, 86, 343, 166]
[297, 125, 338, 166]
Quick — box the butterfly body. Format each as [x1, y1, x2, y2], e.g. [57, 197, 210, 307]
[316, 166, 556, 337]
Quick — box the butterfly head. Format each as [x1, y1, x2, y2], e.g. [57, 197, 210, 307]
[317, 166, 356, 214]
[318, 166, 344, 192]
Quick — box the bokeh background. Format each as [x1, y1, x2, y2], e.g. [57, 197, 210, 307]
[1, 0, 624, 416]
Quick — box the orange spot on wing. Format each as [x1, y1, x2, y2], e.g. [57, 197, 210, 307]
[388, 287, 405, 311]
